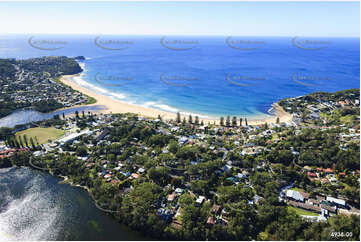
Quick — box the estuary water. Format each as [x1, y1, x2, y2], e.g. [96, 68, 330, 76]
[0, 105, 106, 128]
[0, 167, 148, 241]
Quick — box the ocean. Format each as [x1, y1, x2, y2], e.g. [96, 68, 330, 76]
[0, 34, 359, 119]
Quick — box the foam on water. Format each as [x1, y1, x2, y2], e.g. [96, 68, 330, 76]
[71, 74, 127, 100]
[143, 101, 178, 113]
[0, 168, 61, 241]
[142, 101, 211, 118]
[0, 167, 149, 240]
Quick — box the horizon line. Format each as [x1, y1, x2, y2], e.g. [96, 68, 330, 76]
[0, 33, 360, 38]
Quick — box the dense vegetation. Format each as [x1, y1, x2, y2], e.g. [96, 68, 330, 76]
[0, 87, 359, 240]
[0, 56, 85, 118]
[33, 99, 64, 113]
[0, 58, 16, 79]
[0, 137, 359, 241]
[2, 111, 359, 240]
[19, 56, 83, 76]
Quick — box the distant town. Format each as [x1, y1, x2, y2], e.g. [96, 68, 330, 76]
[0, 56, 92, 119]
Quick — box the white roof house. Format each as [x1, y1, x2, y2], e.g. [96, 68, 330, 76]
[286, 190, 304, 202]
[138, 168, 146, 174]
[175, 188, 184, 194]
[196, 196, 205, 204]
[58, 130, 91, 145]
[326, 196, 346, 207]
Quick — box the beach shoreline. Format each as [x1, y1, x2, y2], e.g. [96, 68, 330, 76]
[60, 73, 292, 126]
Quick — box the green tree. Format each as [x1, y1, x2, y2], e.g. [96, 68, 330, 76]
[120, 182, 162, 230]
[195, 116, 199, 125]
[232, 116, 237, 126]
[188, 115, 193, 124]
[17, 135, 23, 148]
[29, 137, 35, 149]
[176, 112, 181, 123]
[220, 117, 224, 126]
[35, 136, 40, 147]
[0, 127, 13, 141]
[226, 116, 231, 126]
[23, 134, 29, 147]
[148, 167, 171, 186]
[169, 140, 179, 154]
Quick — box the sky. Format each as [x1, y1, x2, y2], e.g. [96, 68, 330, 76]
[0, 1, 359, 37]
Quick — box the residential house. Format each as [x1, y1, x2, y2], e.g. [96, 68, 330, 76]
[286, 190, 305, 202]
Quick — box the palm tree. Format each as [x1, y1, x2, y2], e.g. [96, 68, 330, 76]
[245, 117, 248, 126]
[240, 118, 243, 126]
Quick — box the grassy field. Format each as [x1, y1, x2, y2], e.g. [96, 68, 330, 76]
[290, 187, 303, 192]
[287, 205, 319, 216]
[16, 127, 64, 145]
[84, 94, 97, 105]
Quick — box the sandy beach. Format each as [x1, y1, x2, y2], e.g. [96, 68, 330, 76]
[60, 74, 292, 126]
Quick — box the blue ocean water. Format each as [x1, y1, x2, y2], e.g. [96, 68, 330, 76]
[0, 34, 359, 119]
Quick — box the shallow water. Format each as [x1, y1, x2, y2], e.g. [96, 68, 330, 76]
[0, 105, 106, 128]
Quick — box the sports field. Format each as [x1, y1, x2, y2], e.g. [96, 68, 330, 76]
[287, 205, 319, 217]
[16, 127, 64, 145]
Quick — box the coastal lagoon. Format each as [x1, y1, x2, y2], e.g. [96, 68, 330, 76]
[0, 35, 359, 118]
[0, 105, 106, 128]
[0, 167, 148, 240]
